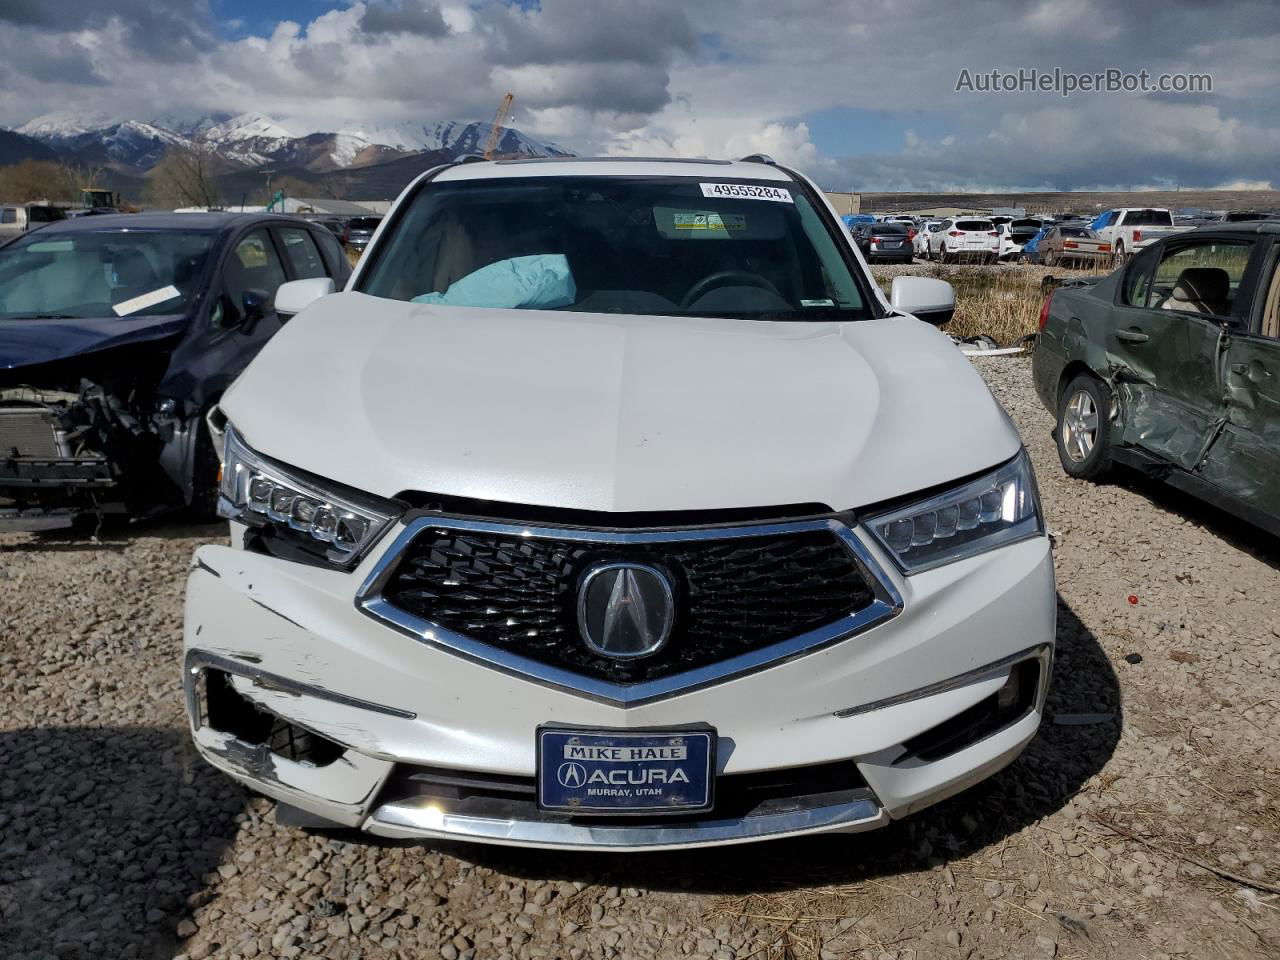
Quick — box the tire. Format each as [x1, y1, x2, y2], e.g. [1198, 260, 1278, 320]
[1112, 241, 1126, 267]
[189, 410, 222, 520]
[1056, 374, 1114, 481]
[1045, 251, 1059, 268]
[939, 244, 950, 264]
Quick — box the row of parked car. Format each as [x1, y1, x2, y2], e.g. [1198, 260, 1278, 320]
[849, 212, 1107, 266]
[848, 207, 1278, 269]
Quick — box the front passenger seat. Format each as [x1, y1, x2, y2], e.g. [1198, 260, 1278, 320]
[1161, 267, 1231, 317]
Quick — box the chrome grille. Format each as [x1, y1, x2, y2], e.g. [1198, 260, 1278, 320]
[357, 516, 903, 705]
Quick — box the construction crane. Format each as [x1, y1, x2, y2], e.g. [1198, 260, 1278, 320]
[482, 93, 515, 160]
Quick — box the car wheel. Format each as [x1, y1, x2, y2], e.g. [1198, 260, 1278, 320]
[1056, 374, 1114, 481]
[939, 244, 949, 264]
[1045, 251, 1059, 268]
[1113, 241, 1126, 267]
[189, 410, 222, 520]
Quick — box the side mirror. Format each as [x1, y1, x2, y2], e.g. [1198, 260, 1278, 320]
[890, 275, 956, 326]
[241, 288, 272, 325]
[274, 277, 336, 319]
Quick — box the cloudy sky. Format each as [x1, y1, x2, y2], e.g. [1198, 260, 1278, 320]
[1, 0, 1277, 191]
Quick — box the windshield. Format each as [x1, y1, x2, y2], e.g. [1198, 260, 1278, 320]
[358, 176, 871, 321]
[0, 230, 217, 321]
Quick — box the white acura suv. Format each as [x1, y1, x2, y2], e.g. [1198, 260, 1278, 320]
[184, 156, 1054, 851]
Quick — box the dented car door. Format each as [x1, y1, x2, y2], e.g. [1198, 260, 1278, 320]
[1105, 241, 1248, 471]
[1206, 246, 1280, 511]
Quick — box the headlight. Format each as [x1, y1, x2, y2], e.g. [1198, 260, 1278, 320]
[218, 424, 400, 568]
[866, 450, 1043, 573]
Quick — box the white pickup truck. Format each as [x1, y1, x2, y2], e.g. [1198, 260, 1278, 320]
[1091, 208, 1193, 262]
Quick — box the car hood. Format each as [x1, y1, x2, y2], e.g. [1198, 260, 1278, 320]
[0, 314, 187, 371]
[221, 292, 1021, 513]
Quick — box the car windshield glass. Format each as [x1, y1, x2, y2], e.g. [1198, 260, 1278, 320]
[348, 217, 381, 230]
[359, 176, 870, 321]
[0, 230, 216, 320]
[955, 220, 992, 231]
[1060, 227, 1094, 237]
[872, 224, 909, 235]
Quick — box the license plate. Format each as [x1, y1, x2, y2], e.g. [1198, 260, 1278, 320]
[537, 727, 715, 814]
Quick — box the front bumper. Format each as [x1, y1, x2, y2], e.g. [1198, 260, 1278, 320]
[183, 524, 1055, 850]
[0, 456, 122, 528]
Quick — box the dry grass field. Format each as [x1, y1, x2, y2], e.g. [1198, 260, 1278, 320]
[870, 261, 1109, 344]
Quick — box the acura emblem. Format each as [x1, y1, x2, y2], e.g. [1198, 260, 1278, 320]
[577, 562, 674, 659]
[557, 761, 587, 788]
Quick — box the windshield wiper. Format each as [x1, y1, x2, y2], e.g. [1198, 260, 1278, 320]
[4, 313, 80, 320]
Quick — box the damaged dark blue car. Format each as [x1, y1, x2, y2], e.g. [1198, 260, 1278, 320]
[0, 213, 350, 528]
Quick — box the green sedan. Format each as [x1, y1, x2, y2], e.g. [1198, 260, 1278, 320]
[1033, 221, 1280, 535]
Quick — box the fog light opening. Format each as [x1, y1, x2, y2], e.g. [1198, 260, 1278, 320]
[200, 668, 345, 768]
[898, 655, 1043, 764]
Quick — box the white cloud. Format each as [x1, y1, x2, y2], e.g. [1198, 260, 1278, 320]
[1, 0, 1278, 191]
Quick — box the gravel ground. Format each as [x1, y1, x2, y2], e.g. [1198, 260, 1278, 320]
[2, 358, 1278, 960]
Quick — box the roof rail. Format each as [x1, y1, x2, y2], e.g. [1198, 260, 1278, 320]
[738, 153, 777, 165]
[457, 154, 490, 164]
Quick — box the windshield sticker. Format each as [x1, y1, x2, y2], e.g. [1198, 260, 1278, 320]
[800, 298, 835, 307]
[113, 284, 181, 317]
[671, 211, 747, 232]
[700, 182, 794, 203]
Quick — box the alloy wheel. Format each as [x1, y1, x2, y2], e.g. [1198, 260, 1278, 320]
[1062, 389, 1099, 462]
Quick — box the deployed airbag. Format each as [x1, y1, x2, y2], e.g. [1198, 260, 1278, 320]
[412, 254, 576, 310]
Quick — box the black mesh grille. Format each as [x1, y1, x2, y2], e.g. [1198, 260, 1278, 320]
[382, 525, 876, 683]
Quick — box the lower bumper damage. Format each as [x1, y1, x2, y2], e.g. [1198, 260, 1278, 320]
[183, 532, 1055, 851]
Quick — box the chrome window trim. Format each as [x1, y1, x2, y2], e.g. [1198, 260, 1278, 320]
[354, 515, 904, 708]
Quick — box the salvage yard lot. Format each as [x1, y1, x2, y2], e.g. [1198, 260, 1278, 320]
[1, 359, 1277, 960]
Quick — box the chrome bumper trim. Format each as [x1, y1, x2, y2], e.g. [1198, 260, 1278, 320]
[183, 649, 418, 725]
[365, 791, 886, 849]
[832, 642, 1054, 718]
[354, 515, 904, 708]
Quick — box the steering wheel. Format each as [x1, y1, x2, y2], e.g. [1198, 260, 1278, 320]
[679, 271, 782, 308]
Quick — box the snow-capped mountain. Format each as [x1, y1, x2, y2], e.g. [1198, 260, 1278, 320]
[17, 114, 190, 170]
[17, 111, 123, 143]
[11, 110, 571, 175]
[201, 112, 298, 144]
[334, 118, 569, 158]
